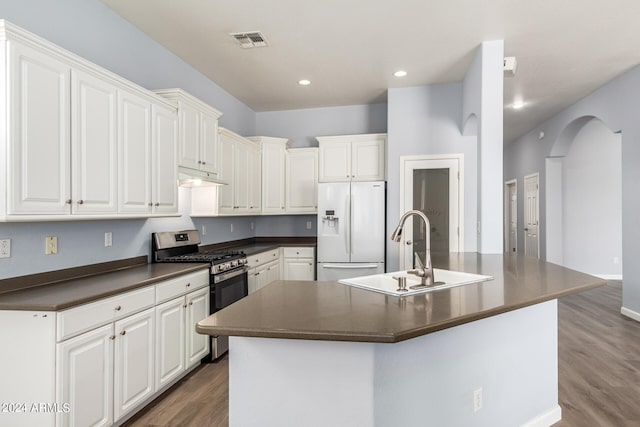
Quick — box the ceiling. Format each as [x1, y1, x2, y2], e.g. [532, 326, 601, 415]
[101, 0, 640, 144]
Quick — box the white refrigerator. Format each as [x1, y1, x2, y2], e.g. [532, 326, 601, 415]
[317, 181, 385, 281]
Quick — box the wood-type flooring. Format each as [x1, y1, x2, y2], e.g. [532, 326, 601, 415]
[124, 281, 640, 427]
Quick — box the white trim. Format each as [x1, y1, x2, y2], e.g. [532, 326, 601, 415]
[621, 307, 640, 322]
[592, 274, 623, 281]
[399, 154, 464, 269]
[504, 179, 517, 253]
[520, 405, 562, 427]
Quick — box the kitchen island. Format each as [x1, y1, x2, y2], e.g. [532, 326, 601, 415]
[196, 253, 604, 427]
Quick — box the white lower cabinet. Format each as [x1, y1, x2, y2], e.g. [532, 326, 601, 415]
[247, 250, 281, 294]
[114, 308, 155, 421]
[283, 247, 316, 280]
[56, 324, 114, 427]
[155, 286, 210, 391]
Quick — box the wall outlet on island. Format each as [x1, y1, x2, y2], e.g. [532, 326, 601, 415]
[306, 221, 312, 230]
[473, 388, 483, 412]
[104, 232, 112, 247]
[202, 225, 207, 236]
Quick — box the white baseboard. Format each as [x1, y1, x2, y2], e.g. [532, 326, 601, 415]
[593, 274, 623, 280]
[621, 306, 640, 322]
[521, 405, 562, 427]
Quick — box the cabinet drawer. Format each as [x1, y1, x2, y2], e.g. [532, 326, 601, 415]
[57, 285, 155, 342]
[246, 249, 279, 268]
[283, 247, 315, 259]
[155, 270, 209, 304]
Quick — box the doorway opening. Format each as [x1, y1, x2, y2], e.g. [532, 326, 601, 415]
[504, 180, 517, 253]
[524, 173, 540, 259]
[399, 154, 463, 269]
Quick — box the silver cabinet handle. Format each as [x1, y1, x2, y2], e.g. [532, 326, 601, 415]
[120, 330, 126, 336]
[183, 303, 188, 308]
[77, 200, 84, 205]
[109, 335, 116, 341]
[65, 199, 72, 204]
[186, 282, 191, 287]
[405, 240, 412, 245]
[115, 305, 121, 311]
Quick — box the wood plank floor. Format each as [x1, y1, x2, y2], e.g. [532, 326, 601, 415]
[124, 281, 640, 427]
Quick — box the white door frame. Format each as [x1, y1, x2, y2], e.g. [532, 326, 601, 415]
[524, 172, 540, 258]
[399, 154, 464, 269]
[504, 179, 517, 253]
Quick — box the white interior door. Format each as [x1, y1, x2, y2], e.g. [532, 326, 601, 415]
[400, 155, 463, 270]
[524, 173, 540, 258]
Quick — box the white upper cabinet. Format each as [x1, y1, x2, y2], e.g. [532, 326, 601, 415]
[317, 134, 387, 182]
[154, 89, 223, 179]
[248, 136, 289, 215]
[6, 40, 71, 215]
[0, 21, 179, 221]
[72, 69, 118, 214]
[286, 148, 318, 213]
[217, 127, 261, 215]
[118, 90, 152, 213]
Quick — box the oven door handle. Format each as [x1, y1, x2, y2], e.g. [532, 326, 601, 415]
[214, 266, 248, 283]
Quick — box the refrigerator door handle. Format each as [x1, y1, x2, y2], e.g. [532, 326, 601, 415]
[321, 264, 380, 269]
[350, 192, 354, 256]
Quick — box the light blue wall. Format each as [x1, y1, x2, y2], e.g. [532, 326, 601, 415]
[504, 63, 640, 316]
[387, 84, 478, 271]
[256, 104, 388, 147]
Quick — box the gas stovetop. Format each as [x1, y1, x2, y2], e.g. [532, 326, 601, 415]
[152, 230, 247, 274]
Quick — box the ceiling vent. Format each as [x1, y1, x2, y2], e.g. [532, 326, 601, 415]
[230, 31, 268, 49]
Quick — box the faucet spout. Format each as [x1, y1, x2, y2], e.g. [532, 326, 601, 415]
[391, 210, 434, 288]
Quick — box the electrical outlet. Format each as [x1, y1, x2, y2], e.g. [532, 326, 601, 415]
[306, 221, 312, 230]
[104, 232, 112, 247]
[474, 388, 483, 412]
[202, 225, 207, 236]
[230, 223, 234, 233]
[45, 236, 58, 255]
[251, 221, 254, 230]
[0, 239, 10, 258]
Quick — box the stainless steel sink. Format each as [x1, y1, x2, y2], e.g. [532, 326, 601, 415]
[339, 269, 493, 296]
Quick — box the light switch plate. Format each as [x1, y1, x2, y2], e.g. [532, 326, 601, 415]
[45, 236, 58, 255]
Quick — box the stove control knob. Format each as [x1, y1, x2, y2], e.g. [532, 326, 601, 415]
[218, 264, 227, 272]
[230, 260, 238, 268]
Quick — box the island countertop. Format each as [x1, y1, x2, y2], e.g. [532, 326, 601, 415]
[196, 253, 605, 343]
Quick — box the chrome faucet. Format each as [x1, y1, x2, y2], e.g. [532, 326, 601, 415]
[391, 210, 434, 288]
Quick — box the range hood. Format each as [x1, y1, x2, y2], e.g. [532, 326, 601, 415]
[177, 166, 227, 187]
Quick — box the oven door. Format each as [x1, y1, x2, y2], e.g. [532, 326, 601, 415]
[212, 267, 248, 312]
[209, 266, 248, 361]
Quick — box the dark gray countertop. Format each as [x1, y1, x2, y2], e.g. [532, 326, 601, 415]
[0, 263, 209, 311]
[196, 253, 605, 343]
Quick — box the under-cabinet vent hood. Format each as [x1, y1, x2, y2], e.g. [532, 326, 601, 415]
[178, 166, 227, 187]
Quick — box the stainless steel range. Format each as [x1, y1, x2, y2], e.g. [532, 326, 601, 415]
[152, 229, 248, 361]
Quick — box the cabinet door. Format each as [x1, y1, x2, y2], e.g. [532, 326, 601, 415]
[200, 110, 219, 174]
[152, 104, 178, 214]
[286, 149, 318, 213]
[247, 144, 262, 213]
[261, 142, 286, 214]
[266, 260, 281, 285]
[351, 138, 386, 181]
[155, 297, 185, 391]
[114, 308, 155, 421]
[118, 90, 152, 213]
[185, 287, 210, 368]
[284, 258, 315, 280]
[177, 100, 200, 170]
[318, 141, 350, 182]
[7, 41, 71, 214]
[254, 265, 270, 291]
[56, 323, 114, 427]
[217, 133, 235, 213]
[71, 69, 118, 214]
[234, 141, 250, 212]
[248, 267, 258, 294]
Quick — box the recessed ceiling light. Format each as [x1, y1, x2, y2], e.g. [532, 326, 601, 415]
[512, 100, 525, 109]
[298, 79, 311, 86]
[393, 70, 408, 77]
